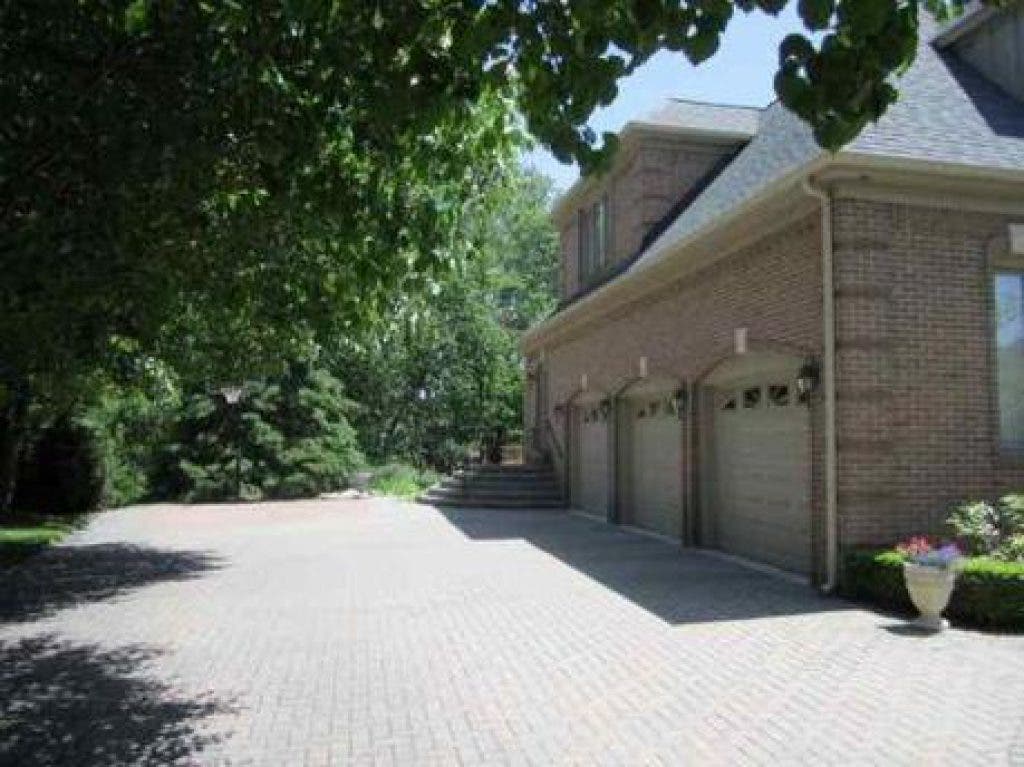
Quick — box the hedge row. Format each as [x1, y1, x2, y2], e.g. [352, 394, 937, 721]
[840, 549, 1024, 631]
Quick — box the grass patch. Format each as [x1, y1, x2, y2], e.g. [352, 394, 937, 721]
[365, 464, 440, 500]
[0, 517, 74, 568]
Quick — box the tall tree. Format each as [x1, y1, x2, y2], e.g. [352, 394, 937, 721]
[336, 168, 559, 468]
[0, 0, 992, 506]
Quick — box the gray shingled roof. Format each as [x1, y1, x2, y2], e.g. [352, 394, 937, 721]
[634, 101, 819, 269]
[633, 10, 1024, 271]
[849, 13, 1024, 170]
[633, 99, 761, 136]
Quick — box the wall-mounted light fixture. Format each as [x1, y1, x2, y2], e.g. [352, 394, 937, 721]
[672, 387, 688, 418]
[796, 360, 820, 402]
[599, 398, 612, 421]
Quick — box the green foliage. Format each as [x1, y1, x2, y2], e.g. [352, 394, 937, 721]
[81, 360, 180, 507]
[0, 521, 69, 568]
[335, 167, 558, 470]
[946, 496, 1024, 559]
[4, 0, 991, 509]
[0, 526, 66, 545]
[157, 363, 362, 502]
[841, 549, 914, 612]
[1, 1, 518, 406]
[997, 535, 1024, 562]
[1, 0, 991, 410]
[841, 549, 1024, 631]
[14, 417, 104, 517]
[366, 464, 441, 500]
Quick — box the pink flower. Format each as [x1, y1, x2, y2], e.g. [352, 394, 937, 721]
[896, 536, 933, 557]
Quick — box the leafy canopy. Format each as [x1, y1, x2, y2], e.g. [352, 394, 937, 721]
[1, 0, 999, 397]
[334, 168, 560, 469]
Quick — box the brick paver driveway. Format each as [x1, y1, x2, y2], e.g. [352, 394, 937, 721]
[2, 498, 1023, 766]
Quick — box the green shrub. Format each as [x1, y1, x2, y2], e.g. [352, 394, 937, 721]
[156, 363, 363, 502]
[953, 557, 1024, 630]
[14, 417, 104, 516]
[996, 535, 1024, 562]
[83, 384, 177, 507]
[946, 495, 1024, 559]
[840, 550, 913, 613]
[841, 548, 1024, 631]
[366, 463, 439, 499]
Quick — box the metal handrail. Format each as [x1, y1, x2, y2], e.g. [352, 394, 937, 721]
[543, 417, 564, 463]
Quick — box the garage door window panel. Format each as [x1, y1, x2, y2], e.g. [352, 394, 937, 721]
[768, 384, 790, 407]
[743, 387, 761, 409]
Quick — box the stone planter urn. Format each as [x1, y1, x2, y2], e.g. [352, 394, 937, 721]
[903, 562, 958, 631]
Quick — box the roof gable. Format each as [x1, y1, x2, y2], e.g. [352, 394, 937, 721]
[848, 12, 1024, 171]
[526, 7, 1024, 349]
[635, 9, 1024, 272]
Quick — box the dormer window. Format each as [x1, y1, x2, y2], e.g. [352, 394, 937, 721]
[578, 194, 610, 282]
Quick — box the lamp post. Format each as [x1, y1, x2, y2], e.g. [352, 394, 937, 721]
[220, 385, 244, 500]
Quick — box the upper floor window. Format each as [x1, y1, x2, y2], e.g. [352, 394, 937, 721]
[578, 194, 610, 282]
[995, 270, 1024, 451]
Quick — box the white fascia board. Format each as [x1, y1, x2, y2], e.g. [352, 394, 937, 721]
[1011, 224, 1024, 255]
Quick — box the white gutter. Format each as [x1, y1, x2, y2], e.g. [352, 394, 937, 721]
[803, 176, 838, 593]
[932, 4, 1000, 48]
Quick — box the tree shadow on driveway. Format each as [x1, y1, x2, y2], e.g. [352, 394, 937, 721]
[437, 507, 853, 626]
[0, 634, 231, 766]
[0, 543, 222, 624]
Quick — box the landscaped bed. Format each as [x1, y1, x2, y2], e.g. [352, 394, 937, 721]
[364, 464, 440, 500]
[840, 495, 1024, 631]
[841, 548, 1024, 631]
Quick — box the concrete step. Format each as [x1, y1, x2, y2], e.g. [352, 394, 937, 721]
[419, 492, 565, 509]
[437, 479, 560, 493]
[453, 464, 553, 477]
[428, 487, 565, 499]
[421, 463, 563, 509]
[448, 466, 557, 479]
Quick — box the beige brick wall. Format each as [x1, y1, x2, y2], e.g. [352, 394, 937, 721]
[558, 138, 736, 299]
[547, 217, 822, 398]
[540, 215, 826, 574]
[539, 193, 1024, 574]
[833, 198, 1024, 546]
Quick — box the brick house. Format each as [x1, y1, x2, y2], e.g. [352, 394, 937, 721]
[520, 6, 1024, 588]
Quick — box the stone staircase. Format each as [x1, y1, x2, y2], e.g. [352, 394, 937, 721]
[419, 464, 564, 508]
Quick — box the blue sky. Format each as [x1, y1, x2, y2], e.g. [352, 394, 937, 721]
[522, 6, 808, 191]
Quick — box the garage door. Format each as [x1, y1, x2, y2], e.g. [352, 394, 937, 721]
[621, 392, 683, 538]
[571, 403, 609, 517]
[710, 376, 810, 573]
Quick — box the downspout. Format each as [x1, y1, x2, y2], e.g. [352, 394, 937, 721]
[803, 176, 838, 594]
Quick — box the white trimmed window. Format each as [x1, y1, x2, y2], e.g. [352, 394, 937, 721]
[577, 194, 611, 283]
[592, 194, 609, 269]
[995, 267, 1024, 451]
[577, 207, 590, 281]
